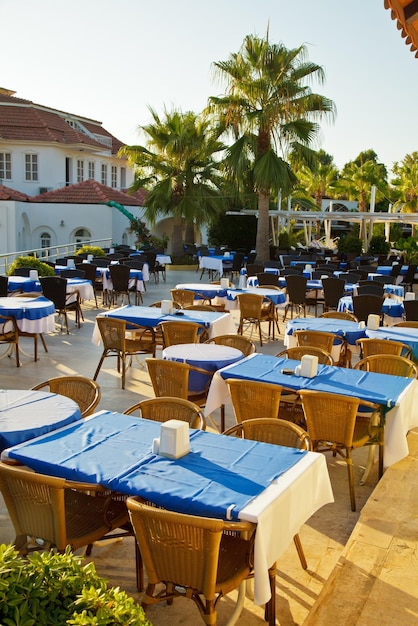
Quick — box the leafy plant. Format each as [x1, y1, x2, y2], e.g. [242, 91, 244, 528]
[393, 236, 418, 264]
[0, 544, 152, 626]
[337, 235, 363, 255]
[7, 256, 55, 277]
[368, 235, 391, 255]
[128, 218, 169, 251]
[75, 245, 106, 257]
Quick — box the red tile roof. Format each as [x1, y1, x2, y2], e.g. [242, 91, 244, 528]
[385, 0, 418, 56]
[124, 187, 148, 205]
[0, 185, 29, 201]
[0, 92, 125, 153]
[31, 179, 144, 206]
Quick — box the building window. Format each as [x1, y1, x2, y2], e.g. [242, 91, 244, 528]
[74, 228, 91, 245]
[0, 152, 12, 180]
[40, 232, 51, 256]
[88, 161, 95, 179]
[77, 160, 84, 183]
[111, 166, 117, 188]
[120, 167, 126, 189]
[25, 154, 38, 181]
[101, 164, 107, 185]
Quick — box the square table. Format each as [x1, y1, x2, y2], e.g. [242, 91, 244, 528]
[285, 316, 367, 360]
[2, 410, 333, 606]
[199, 255, 233, 277]
[338, 295, 404, 325]
[204, 353, 418, 468]
[366, 326, 418, 361]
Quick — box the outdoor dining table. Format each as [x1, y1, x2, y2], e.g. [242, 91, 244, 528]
[365, 326, 418, 361]
[204, 353, 418, 468]
[175, 282, 229, 300]
[199, 255, 233, 277]
[226, 287, 287, 309]
[285, 316, 366, 360]
[91, 305, 236, 345]
[337, 295, 404, 325]
[1, 410, 333, 606]
[7, 276, 42, 293]
[0, 296, 55, 334]
[162, 342, 244, 393]
[100, 267, 147, 293]
[376, 265, 408, 276]
[0, 389, 82, 451]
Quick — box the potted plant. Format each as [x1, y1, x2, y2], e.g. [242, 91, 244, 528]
[7, 256, 55, 277]
[75, 245, 106, 258]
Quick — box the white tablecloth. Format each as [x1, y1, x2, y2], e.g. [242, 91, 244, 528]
[199, 256, 233, 277]
[66, 278, 94, 301]
[0, 296, 55, 334]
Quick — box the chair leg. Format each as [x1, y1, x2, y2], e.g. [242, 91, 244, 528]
[39, 333, 48, 353]
[346, 451, 356, 512]
[293, 533, 307, 569]
[15, 343, 20, 367]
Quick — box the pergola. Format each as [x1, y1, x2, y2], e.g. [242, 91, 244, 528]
[384, 0, 418, 57]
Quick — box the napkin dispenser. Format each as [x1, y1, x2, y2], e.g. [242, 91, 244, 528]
[367, 314, 380, 330]
[405, 291, 415, 301]
[67, 258, 75, 268]
[29, 269, 38, 280]
[220, 277, 229, 288]
[159, 420, 190, 459]
[295, 355, 318, 378]
[161, 299, 172, 314]
[224, 251, 231, 258]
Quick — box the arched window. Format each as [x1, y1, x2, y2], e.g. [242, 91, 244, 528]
[74, 228, 91, 245]
[40, 232, 51, 257]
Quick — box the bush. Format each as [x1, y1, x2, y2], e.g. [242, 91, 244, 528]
[337, 236, 363, 255]
[368, 235, 390, 255]
[75, 245, 106, 257]
[0, 544, 152, 625]
[7, 256, 55, 277]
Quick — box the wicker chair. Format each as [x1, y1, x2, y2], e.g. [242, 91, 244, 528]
[356, 337, 412, 360]
[357, 284, 385, 297]
[236, 293, 279, 346]
[276, 346, 334, 366]
[171, 289, 211, 308]
[146, 358, 211, 409]
[204, 334, 256, 356]
[0, 275, 9, 296]
[75, 262, 101, 307]
[320, 310, 358, 322]
[354, 354, 418, 378]
[393, 320, 418, 328]
[126, 498, 276, 626]
[223, 417, 311, 569]
[0, 462, 129, 555]
[39, 276, 83, 334]
[93, 317, 156, 389]
[184, 304, 217, 311]
[299, 390, 383, 511]
[124, 397, 206, 430]
[31, 376, 101, 418]
[0, 314, 20, 367]
[293, 329, 348, 367]
[59, 268, 86, 279]
[225, 378, 285, 423]
[158, 320, 203, 347]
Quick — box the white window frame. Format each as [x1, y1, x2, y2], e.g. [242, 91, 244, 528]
[0, 152, 12, 180]
[77, 159, 84, 183]
[120, 167, 126, 189]
[111, 166, 117, 188]
[101, 163, 108, 185]
[88, 161, 95, 180]
[25, 153, 38, 181]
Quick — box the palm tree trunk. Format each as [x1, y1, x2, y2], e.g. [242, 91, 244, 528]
[171, 216, 184, 257]
[256, 192, 270, 262]
[184, 222, 195, 245]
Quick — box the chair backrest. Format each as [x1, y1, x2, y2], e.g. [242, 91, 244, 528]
[357, 284, 384, 297]
[75, 262, 98, 285]
[276, 346, 334, 365]
[352, 294, 384, 322]
[312, 270, 332, 279]
[146, 358, 190, 398]
[246, 251, 257, 264]
[223, 417, 311, 450]
[96, 316, 126, 351]
[356, 338, 411, 359]
[170, 289, 195, 308]
[184, 304, 217, 311]
[124, 397, 205, 429]
[204, 334, 256, 356]
[393, 320, 418, 328]
[321, 277, 346, 308]
[158, 321, 201, 347]
[39, 276, 67, 308]
[320, 310, 358, 322]
[109, 264, 130, 290]
[123, 259, 145, 269]
[293, 329, 341, 354]
[373, 274, 396, 284]
[354, 354, 418, 378]
[338, 272, 361, 284]
[281, 267, 303, 276]
[231, 252, 245, 271]
[390, 263, 402, 277]
[92, 257, 110, 267]
[403, 299, 418, 321]
[402, 264, 417, 283]
[299, 390, 361, 448]
[225, 378, 284, 422]
[31, 376, 101, 418]
[0, 275, 8, 297]
[59, 268, 86, 278]
[236, 293, 264, 319]
[12, 267, 32, 277]
[246, 263, 264, 276]
[256, 272, 279, 287]
[285, 275, 308, 305]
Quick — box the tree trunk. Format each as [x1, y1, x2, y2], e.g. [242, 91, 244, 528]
[171, 216, 184, 258]
[256, 192, 270, 262]
[184, 222, 195, 245]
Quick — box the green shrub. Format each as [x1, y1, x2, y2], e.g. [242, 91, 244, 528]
[75, 245, 106, 257]
[0, 544, 152, 626]
[393, 236, 418, 264]
[7, 256, 55, 277]
[368, 235, 391, 255]
[337, 236, 363, 255]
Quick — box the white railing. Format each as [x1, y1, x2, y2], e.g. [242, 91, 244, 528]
[0, 238, 112, 274]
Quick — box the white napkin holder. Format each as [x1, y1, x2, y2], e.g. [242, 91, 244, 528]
[295, 355, 318, 378]
[161, 299, 172, 314]
[29, 269, 38, 280]
[87, 254, 93, 262]
[224, 251, 231, 258]
[367, 314, 380, 330]
[321, 274, 329, 280]
[67, 258, 75, 268]
[220, 277, 229, 288]
[305, 264, 312, 272]
[110, 248, 115, 254]
[159, 420, 190, 459]
[405, 291, 415, 301]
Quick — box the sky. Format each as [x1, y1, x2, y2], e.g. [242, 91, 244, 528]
[2, 0, 417, 174]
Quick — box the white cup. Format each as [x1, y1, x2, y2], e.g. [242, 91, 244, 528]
[152, 438, 160, 454]
[295, 365, 301, 376]
[29, 269, 38, 280]
[358, 321, 366, 329]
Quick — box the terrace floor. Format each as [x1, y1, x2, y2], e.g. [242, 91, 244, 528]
[0, 267, 416, 625]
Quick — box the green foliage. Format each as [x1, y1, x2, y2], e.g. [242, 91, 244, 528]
[75, 246, 106, 257]
[368, 235, 390, 255]
[0, 544, 152, 626]
[207, 213, 257, 251]
[129, 218, 169, 251]
[7, 256, 55, 277]
[393, 236, 418, 264]
[337, 236, 363, 255]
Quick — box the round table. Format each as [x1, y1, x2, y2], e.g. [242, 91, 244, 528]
[162, 343, 244, 393]
[0, 296, 55, 334]
[0, 389, 82, 451]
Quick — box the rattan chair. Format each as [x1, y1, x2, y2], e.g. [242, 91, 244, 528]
[0, 462, 129, 555]
[124, 396, 206, 430]
[158, 320, 203, 347]
[299, 390, 383, 511]
[146, 358, 210, 409]
[59, 268, 86, 279]
[236, 293, 279, 346]
[338, 272, 361, 284]
[184, 304, 217, 311]
[276, 346, 334, 366]
[226, 378, 284, 423]
[357, 284, 385, 297]
[0, 314, 20, 367]
[320, 310, 358, 322]
[0, 275, 9, 296]
[393, 320, 418, 328]
[293, 329, 348, 367]
[204, 334, 256, 356]
[126, 497, 275, 626]
[171, 289, 210, 308]
[373, 274, 396, 285]
[75, 262, 101, 307]
[31, 376, 101, 418]
[39, 276, 83, 334]
[399, 264, 418, 291]
[223, 417, 311, 570]
[354, 354, 418, 378]
[93, 317, 156, 389]
[356, 337, 412, 360]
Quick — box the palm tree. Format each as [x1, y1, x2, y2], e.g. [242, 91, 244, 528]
[391, 152, 418, 213]
[208, 34, 336, 261]
[120, 108, 225, 257]
[337, 152, 388, 212]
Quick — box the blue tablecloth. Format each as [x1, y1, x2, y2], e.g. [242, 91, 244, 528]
[0, 296, 55, 321]
[377, 265, 408, 276]
[338, 296, 404, 319]
[286, 316, 367, 346]
[7, 276, 42, 293]
[5, 412, 306, 521]
[99, 305, 226, 330]
[219, 354, 412, 408]
[227, 288, 286, 306]
[0, 390, 82, 451]
[366, 327, 418, 360]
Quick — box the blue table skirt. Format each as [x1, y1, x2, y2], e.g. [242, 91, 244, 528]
[338, 296, 404, 318]
[0, 296, 55, 320]
[377, 265, 408, 276]
[7, 277, 42, 293]
[286, 316, 367, 346]
[227, 288, 286, 306]
[6, 412, 306, 521]
[220, 354, 412, 408]
[102, 305, 225, 330]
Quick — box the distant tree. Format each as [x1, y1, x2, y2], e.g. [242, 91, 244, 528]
[208, 34, 336, 261]
[120, 108, 225, 256]
[337, 152, 388, 211]
[391, 152, 418, 213]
